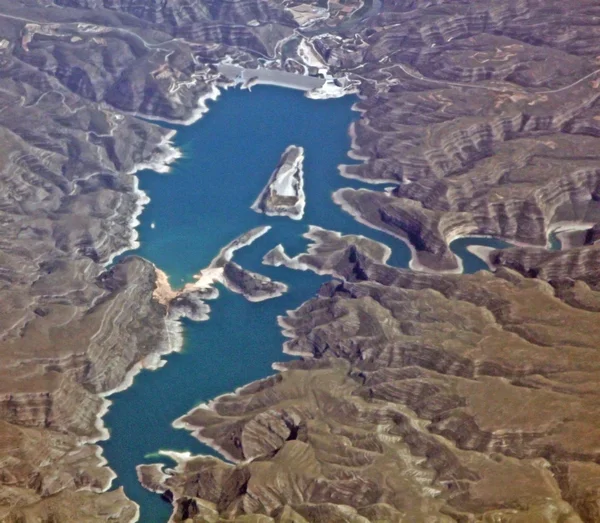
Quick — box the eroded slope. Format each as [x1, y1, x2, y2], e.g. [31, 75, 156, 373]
[5, 0, 600, 520]
[142, 231, 600, 522]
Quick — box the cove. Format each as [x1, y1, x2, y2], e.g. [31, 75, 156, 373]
[101, 84, 505, 522]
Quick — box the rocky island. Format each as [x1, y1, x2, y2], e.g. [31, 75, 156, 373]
[4, 0, 600, 521]
[251, 145, 306, 220]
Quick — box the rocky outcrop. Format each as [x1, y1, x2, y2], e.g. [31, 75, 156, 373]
[129, 0, 600, 520]
[0, 1, 224, 518]
[475, 242, 600, 312]
[0, 0, 309, 510]
[166, 226, 289, 305]
[222, 261, 288, 302]
[312, 0, 600, 272]
[0, 255, 172, 521]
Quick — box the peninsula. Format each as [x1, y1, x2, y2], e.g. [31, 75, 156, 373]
[155, 226, 288, 317]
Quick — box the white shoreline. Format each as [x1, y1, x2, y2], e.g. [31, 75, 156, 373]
[135, 463, 170, 495]
[209, 226, 271, 267]
[128, 82, 223, 127]
[224, 267, 289, 302]
[331, 187, 573, 275]
[99, 53, 600, 523]
[103, 129, 182, 268]
[180, 226, 288, 302]
[84, 316, 184, 447]
[304, 225, 392, 264]
[170, 369, 303, 467]
[78, 113, 191, 517]
[466, 245, 497, 272]
[337, 110, 398, 185]
[464, 221, 599, 271]
[263, 225, 393, 278]
[171, 415, 242, 464]
[546, 220, 596, 250]
[77, 315, 184, 522]
[135, 451, 234, 523]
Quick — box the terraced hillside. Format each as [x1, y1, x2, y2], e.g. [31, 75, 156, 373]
[3, 0, 600, 521]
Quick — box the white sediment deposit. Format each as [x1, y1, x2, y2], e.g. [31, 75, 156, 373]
[251, 145, 306, 220]
[217, 63, 325, 91]
[466, 245, 497, 272]
[306, 74, 360, 100]
[263, 225, 392, 278]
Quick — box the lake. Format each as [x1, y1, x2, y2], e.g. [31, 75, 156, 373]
[101, 84, 509, 522]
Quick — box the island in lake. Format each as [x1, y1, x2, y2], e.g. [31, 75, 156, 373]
[251, 145, 306, 220]
[3, 0, 600, 522]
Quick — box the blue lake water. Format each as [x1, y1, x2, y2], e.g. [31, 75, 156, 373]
[451, 237, 512, 273]
[101, 85, 512, 522]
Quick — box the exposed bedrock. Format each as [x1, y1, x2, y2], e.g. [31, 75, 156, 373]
[0, 3, 218, 517]
[53, 0, 296, 59]
[222, 261, 288, 302]
[0, 49, 182, 515]
[165, 226, 289, 306]
[141, 231, 600, 521]
[478, 243, 600, 311]
[0, 0, 311, 508]
[318, 0, 600, 272]
[130, 0, 600, 520]
[336, 134, 600, 271]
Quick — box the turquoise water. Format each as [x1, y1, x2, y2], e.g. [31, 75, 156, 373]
[102, 85, 417, 522]
[451, 237, 512, 273]
[129, 85, 411, 285]
[101, 85, 511, 522]
[548, 232, 561, 251]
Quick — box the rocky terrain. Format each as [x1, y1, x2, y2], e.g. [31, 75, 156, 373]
[4, 0, 600, 521]
[329, 0, 600, 273]
[0, 0, 253, 519]
[138, 0, 600, 521]
[180, 226, 288, 303]
[140, 229, 600, 522]
[0, 0, 309, 517]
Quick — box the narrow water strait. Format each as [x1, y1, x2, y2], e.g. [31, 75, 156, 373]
[101, 85, 508, 521]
